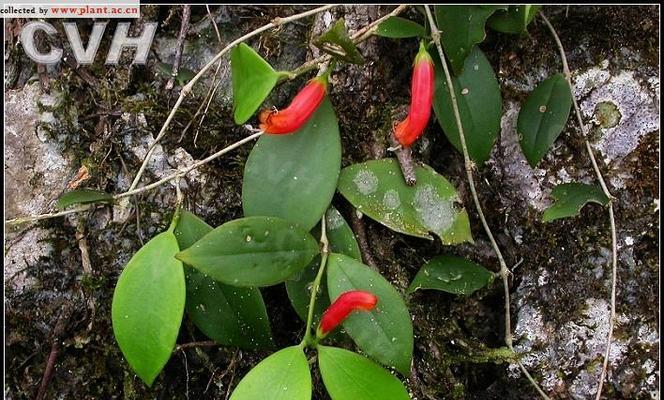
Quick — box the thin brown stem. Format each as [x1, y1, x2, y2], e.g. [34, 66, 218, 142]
[165, 5, 192, 91]
[176, 340, 219, 352]
[127, 5, 336, 193]
[424, 6, 550, 399]
[539, 12, 618, 400]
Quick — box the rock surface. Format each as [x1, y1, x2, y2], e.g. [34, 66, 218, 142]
[4, 5, 659, 400]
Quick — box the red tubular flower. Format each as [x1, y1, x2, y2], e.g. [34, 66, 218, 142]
[316, 290, 378, 338]
[394, 41, 435, 147]
[259, 75, 328, 135]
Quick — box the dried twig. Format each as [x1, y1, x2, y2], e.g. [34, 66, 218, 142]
[165, 6, 192, 91]
[539, 12, 619, 400]
[35, 308, 70, 400]
[349, 210, 378, 269]
[175, 340, 219, 352]
[424, 6, 550, 399]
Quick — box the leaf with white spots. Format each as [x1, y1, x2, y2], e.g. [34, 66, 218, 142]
[407, 255, 494, 295]
[327, 253, 413, 375]
[337, 159, 472, 245]
[542, 183, 609, 222]
[517, 73, 573, 167]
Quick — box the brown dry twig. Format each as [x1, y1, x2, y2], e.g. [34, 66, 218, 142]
[165, 6, 192, 91]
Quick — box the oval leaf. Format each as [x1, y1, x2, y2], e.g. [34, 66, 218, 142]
[313, 18, 364, 64]
[337, 158, 472, 245]
[375, 16, 426, 38]
[111, 230, 185, 386]
[517, 73, 573, 167]
[175, 216, 319, 287]
[434, 5, 504, 75]
[229, 346, 311, 400]
[243, 97, 341, 231]
[542, 183, 609, 222]
[175, 211, 273, 349]
[286, 206, 361, 326]
[231, 42, 280, 125]
[318, 345, 410, 400]
[57, 189, 114, 209]
[327, 253, 413, 375]
[487, 5, 541, 34]
[433, 46, 502, 165]
[407, 255, 494, 295]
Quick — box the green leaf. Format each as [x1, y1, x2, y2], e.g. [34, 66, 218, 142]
[313, 19, 364, 64]
[286, 206, 361, 326]
[327, 253, 413, 375]
[374, 16, 426, 38]
[57, 189, 114, 209]
[231, 43, 280, 125]
[324, 207, 362, 261]
[229, 346, 311, 400]
[111, 230, 185, 386]
[337, 159, 472, 245]
[407, 255, 494, 295]
[487, 5, 541, 34]
[243, 98, 341, 231]
[542, 183, 609, 222]
[318, 345, 410, 400]
[175, 216, 319, 287]
[517, 73, 573, 167]
[434, 6, 504, 75]
[174, 211, 273, 350]
[433, 46, 502, 165]
[156, 62, 196, 85]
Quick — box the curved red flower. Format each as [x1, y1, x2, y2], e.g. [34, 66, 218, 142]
[394, 41, 435, 147]
[259, 75, 328, 135]
[316, 290, 378, 338]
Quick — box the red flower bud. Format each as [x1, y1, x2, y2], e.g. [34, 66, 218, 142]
[259, 75, 328, 135]
[316, 290, 378, 338]
[394, 41, 435, 147]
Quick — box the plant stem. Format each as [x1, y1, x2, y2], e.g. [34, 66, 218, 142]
[286, 5, 409, 80]
[5, 131, 264, 226]
[7, 5, 409, 228]
[127, 4, 336, 194]
[300, 217, 330, 348]
[539, 12, 618, 400]
[423, 6, 550, 399]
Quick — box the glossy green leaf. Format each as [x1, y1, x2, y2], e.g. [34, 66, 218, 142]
[229, 346, 311, 400]
[487, 5, 541, 34]
[327, 253, 413, 375]
[243, 98, 341, 231]
[337, 159, 472, 245]
[313, 19, 364, 64]
[57, 189, 114, 209]
[434, 6, 504, 75]
[231, 43, 280, 125]
[174, 211, 273, 350]
[407, 255, 494, 295]
[111, 230, 185, 386]
[175, 216, 319, 287]
[318, 345, 410, 400]
[517, 73, 573, 167]
[374, 16, 426, 38]
[286, 206, 361, 326]
[433, 46, 502, 165]
[542, 183, 609, 222]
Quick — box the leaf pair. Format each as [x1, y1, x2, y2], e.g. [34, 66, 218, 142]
[229, 345, 409, 400]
